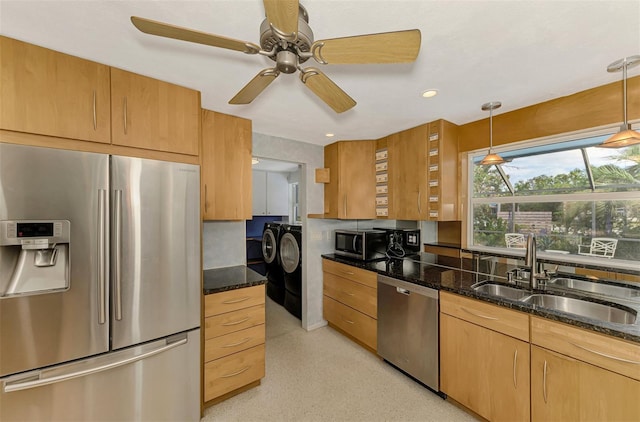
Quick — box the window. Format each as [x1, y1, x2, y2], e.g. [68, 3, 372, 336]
[468, 129, 640, 268]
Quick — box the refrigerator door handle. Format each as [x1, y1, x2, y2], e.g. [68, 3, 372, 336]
[3, 333, 188, 393]
[98, 189, 107, 324]
[114, 189, 123, 321]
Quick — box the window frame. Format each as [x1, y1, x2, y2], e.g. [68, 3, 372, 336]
[465, 123, 640, 272]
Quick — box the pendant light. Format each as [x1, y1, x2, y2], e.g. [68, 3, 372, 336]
[600, 55, 640, 148]
[479, 101, 506, 165]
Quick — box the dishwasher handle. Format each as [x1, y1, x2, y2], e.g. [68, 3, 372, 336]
[396, 287, 410, 295]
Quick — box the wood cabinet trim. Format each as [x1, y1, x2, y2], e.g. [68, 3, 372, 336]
[440, 291, 529, 341]
[530, 316, 640, 381]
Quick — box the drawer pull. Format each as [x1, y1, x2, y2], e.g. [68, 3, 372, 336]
[341, 290, 355, 297]
[461, 307, 498, 321]
[222, 317, 250, 326]
[543, 360, 548, 404]
[342, 317, 355, 324]
[222, 296, 251, 305]
[221, 366, 251, 378]
[222, 337, 252, 348]
[513, 349, 518, 388]
[342, 271, 355, 276]
[569, 342, 640, 364]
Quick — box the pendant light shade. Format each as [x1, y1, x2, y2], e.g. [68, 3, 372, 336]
[600, 55, 640, 148]
[479, 101, 505, 165]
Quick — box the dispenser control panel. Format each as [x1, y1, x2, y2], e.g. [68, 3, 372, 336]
[0, 220, 70, 247]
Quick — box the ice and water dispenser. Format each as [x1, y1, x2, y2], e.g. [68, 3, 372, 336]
[0, 220, 70, 297]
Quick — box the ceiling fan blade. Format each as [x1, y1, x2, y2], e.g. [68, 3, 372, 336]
[131, 16, 260, 54]
[229, 69, 280, 105]
[311, 29, 421, 64]
[299, 68, 356, 113]
[263, 0, 299, 40]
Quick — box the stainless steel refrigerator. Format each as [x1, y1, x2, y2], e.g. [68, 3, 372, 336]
[0, 143, 201, 421]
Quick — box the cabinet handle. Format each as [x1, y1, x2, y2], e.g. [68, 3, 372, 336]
[123, 97, 128, 135]
[513, 349, 518, 388]
[343, 195, 347, 217]
[342, 317, 355, 324]
[569, 342, 640, 364]
[204, 184, 208, 213]
[417, 191, 421, 214]
[222, 337, 251, 348]
[461, 307, 498, 320]
[543, 360, 548, 404]
[342, 271, 355, 276]
[222, 317, 250, 326]
[222, 296, 250, 304]
[341, 290, 355, 297]
[221, 366, 250, 378]
[92, 90, 97, 130]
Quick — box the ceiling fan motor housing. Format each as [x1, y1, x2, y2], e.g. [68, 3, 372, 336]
[259, 9, 314, 70]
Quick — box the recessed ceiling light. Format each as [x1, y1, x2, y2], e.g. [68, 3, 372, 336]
[422, 89, 438, 98]
[325, 133, 335, 137]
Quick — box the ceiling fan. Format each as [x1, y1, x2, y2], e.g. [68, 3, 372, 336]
[131, 0, 421, 113]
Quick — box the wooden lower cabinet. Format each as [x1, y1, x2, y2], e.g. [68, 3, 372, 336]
[440, 313, 530, 422]
[322, 259, 377, 350]
[531, 345, 640, 421]
[203, 285, 266, 406]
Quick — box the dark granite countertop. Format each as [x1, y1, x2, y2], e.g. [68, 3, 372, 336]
[322, 253, 640, 344]
[203, 265, 267, 295]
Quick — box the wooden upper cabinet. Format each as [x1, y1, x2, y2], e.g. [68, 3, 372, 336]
[111, 68, 200, 155]
[426, 119, 459, 221]
[388, 120, 459, 221]
[323, 140, 376, 219]
[201, 109, 252, 220]
[0, 36, 111, 143]
[389, 124, 428, 220]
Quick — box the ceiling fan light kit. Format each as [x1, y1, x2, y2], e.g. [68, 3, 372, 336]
[479, 101, 506, 166]
[600, 55, 640, 148]
[131, 1, 420, 113]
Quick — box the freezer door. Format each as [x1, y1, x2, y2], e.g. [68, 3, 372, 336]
[0, 143, 110, 377]
[0, 329, 200, 421]
[110, 156, 200, 349]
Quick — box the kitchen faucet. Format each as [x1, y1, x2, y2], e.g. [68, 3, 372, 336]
[525, 233, 548, 289]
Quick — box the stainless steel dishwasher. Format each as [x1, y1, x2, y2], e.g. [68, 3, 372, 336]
[377, 274, 440, 392]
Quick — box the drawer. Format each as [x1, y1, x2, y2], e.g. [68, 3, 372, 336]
[375, 173, 388, 183]
[205, 304, 265, 339]
[204, 324, 265, 362]
[530, 316, 640, 381]
[375, 162, 388, 172]
[323, 272, 377, 318]
[440, 291, 529, 342]
[375, 185, 388, 194]
[322, 259, 377, 289]
[376, 208, 389, 217]
[324, 295, 377, 350]
[204, 344, 265, 402]
[204, 285, 265, 317]
[375, 149, 388, 160]
[375, 196, 388, 206]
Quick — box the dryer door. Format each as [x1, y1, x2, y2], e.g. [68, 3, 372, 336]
[280, 233, 300, 274]
[262, 229, 278, 264]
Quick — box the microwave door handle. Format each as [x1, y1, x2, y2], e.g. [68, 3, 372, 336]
[353, 235, 358, 252]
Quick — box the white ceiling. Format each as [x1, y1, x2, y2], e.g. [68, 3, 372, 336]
[2, 1, 639, 147]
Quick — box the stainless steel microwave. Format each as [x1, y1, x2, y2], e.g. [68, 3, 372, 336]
[334, 230, 387, 261]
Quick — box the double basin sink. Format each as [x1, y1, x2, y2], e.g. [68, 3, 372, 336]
[472, 277, 640, 325]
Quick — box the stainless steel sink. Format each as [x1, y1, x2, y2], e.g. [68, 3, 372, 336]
[521, 294, 637, 325]
[472, 283, 530, 300]
[548, 277, 640, 300]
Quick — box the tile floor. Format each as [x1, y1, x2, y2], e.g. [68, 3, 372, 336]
[202, 297, 477, 422]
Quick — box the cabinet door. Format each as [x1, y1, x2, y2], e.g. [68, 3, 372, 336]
[111, 68, 199, 155]
[440, 314, 530, 422]
[0, 36, 111, 143]
[252, 170, 267, 216]
[339, 141, 376, 219]
[201, 110, 252, 220]
[531, 346, 640, 422]
[266, 172, 289, 216]
[389, 125, 427, 220]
